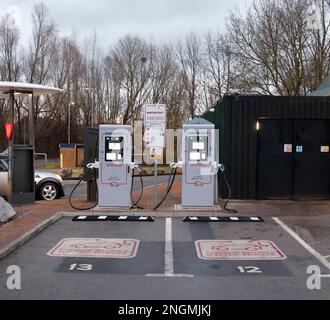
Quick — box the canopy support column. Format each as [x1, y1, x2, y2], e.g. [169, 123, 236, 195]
[7, 90, 15, 203]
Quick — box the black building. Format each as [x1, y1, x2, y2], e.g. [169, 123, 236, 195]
[203, 95, 330, 200]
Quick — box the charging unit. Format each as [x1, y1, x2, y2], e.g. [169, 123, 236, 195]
[154, 118, 234, 211]
[181, 118, 218, 208]
[70, 124, 145, 211]
[98, 125, 133, 208]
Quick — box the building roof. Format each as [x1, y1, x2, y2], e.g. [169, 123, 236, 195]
[309, 76, 330, 96]
[186, 117, 214, 126]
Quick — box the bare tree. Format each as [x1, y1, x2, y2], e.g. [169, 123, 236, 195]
[176, 32, 203, 118]
[151, 45, 177, 103]
[23, 2, 57, 133]
[25, 3, 57, 84]
[103, 55, 123, 123]
[0, 14, 20, 82]
[226, 0, 330, 95]
[203, 32, 234, 106]
[111, 34, 154, 124]
[305, 0, 330, 91]
[0, 14, 24, 143]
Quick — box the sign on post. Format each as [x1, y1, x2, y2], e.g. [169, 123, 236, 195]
[150, 147, 163, 161]
[143, 104, 167, 209]
[144, 104, 167, 149]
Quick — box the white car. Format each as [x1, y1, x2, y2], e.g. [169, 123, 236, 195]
[0, 157, 65, 201]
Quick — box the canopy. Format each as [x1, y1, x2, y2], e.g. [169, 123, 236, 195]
[0, 81, 63, 96]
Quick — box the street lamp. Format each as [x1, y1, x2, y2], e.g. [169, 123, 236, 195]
[83, 87, 95, 128]
[68, 101, 75, 144]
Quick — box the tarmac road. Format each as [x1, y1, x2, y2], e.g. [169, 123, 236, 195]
[0, 216, 329, 300]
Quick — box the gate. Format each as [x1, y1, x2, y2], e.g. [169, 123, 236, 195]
[257, 119, 330, 200]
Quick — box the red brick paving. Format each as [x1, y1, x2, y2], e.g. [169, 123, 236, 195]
[0, 199, 72, 250]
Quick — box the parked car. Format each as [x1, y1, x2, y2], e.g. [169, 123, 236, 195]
[0, 156, 65, 201]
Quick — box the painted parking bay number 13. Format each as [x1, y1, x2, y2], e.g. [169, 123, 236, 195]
[69, 264, 93, 271]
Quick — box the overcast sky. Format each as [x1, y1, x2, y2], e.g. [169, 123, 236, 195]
[0, 0, 254, 51]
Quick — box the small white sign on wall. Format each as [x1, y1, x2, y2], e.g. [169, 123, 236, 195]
[321, 146, 330, 153]
[284, 144, 293, 153]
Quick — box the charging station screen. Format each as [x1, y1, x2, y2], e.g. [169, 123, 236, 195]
[193, 142, 205, 150]
[108, 143, 121, 151]
[188, 136, 208, 161]
[105, 136, 124, 162]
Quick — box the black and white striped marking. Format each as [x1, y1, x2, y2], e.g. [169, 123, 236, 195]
[73, 215, 154, 222]
[183, 216, 265, 223]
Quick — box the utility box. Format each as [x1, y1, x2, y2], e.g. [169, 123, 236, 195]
[59, 144, 84, 169]
[83, 127, 99, 202]
[9, 145, 35, 205]
[76, 147, 84, 167]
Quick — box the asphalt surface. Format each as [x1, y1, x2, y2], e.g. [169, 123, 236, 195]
[63, 175, 175, 200]
[0, 216, 329, 300]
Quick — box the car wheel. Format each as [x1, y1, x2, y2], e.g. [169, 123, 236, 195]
[39, 183, 59, 201]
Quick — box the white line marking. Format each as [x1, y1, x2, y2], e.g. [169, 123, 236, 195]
[189, 217, 199, 221]
[210, 217, 219, 221]
[321, 275, 330, 278]
[273, 217, 330, 270]
[98, 216, 107, 220]
[77, 216, 87, 220]
[139, 217, 148, 221]
[145, 218, 194, 278]
[165, 218, 174, 276]
[118, 216, 128, 220]
[145, 274, 194, 278]
[230, 217, 239, 221]
[250, 217, 260, 221]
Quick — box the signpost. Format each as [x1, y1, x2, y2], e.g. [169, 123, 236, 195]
[143, 104, 167, 209]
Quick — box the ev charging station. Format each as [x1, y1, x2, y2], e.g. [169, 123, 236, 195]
[84, 124, 141, 210]
[172, 118, 219, 208]
[98, 125, 133, 209]
[182, 119, 218, 207]
[80, 118, 222, 211]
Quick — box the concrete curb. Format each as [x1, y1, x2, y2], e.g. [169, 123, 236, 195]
[0, 213, 62, 260]
[60, 211, 228, 218]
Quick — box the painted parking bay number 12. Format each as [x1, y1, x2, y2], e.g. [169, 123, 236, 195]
[238, 266, 263, 274]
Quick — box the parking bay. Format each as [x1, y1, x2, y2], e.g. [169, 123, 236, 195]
[0, 217, 329, 300]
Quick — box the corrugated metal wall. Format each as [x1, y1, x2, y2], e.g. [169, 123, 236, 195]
[204, 95, 330, 200]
